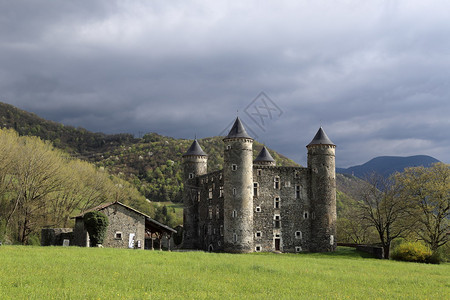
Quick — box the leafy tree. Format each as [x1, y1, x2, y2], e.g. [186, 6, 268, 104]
[394, 163, 449, 251]
[83, 211, 109, 246]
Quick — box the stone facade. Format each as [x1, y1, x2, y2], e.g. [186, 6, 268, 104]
[182, 117, 337, 253]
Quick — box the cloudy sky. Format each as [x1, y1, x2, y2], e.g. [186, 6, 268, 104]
[1, 1, 449, 167]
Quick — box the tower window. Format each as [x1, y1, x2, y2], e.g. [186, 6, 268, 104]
[274, 177, 280, 189]
[232, 210, 237, 218]
[255, 231, 262, 238]
[295, 246, 302, 253]
[295, 185, 301, 199]
[274, 197, 280, 209]
[304, 211, 308, 219]
[253, 182, 259, 197]
[219, 186, 224, 197]
[257, 169, 262, 176]
[208, 207, 213, 220]
[255, 245, 261, 252]
[274, 215, 281, 228]
[233, 188, 236, 196]
[189, 173, 194, 179]
[208, 188, 213, 199]
[255, 206, 261, 212]
[233, 233, 238, 243]
[216, 205, 220, 219]
[114, 232, 122, 240]
[227, 145, 231, 150]
[295, 231, 302, 239]
[232, 164, 238, 171]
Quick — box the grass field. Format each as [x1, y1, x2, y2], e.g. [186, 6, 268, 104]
[0, 246, 448, 299]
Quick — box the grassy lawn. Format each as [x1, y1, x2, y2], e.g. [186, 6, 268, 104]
[0, 246, 448, 299]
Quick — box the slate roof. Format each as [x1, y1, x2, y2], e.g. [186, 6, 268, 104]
[72, 201, 176, 234]
[307, 127, 335, 146]
[254, 146, 275, 162]
[225, 117, 252, 139]
[183, 139, 207, 157]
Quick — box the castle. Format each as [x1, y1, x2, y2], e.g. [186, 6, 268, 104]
[182, 117, 336, 253]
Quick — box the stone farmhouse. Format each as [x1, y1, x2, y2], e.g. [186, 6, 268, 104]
[72, 201, 176, 250]
[182, 117, 336, 253]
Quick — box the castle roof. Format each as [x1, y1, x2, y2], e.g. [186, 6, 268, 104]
[307, 127, 335, 146]
[254, 146, 275, 163]
[224, 117, 252, 139]
[183, 139, 207, 156]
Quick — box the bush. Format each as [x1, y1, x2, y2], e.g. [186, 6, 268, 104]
[391, 242, 438, 264]
[84, 211, 109, 247]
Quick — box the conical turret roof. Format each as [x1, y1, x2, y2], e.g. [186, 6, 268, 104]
[183, 139, 207, 156]
[307, 127, 335, 146]
[254, 146, 275, 163]
[225, 117, 252, 139]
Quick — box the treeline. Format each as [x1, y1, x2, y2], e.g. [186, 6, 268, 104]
[337, 163, 449, 259]
[0, 128, 154, 245]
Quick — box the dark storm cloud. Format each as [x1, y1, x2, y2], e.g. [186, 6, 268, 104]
[1, 1, 449, 167]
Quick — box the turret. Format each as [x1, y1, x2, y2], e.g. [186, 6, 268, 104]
[253, 146, 276, 166]
[307, 127, 336, 252]
[182, 139, 208, 249]
[223, 117, 254, 253]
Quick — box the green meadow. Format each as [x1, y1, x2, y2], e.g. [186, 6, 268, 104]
[0, 246, 448, 299]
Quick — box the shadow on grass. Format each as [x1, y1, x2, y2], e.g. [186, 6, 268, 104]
[304, 246, 376, 259]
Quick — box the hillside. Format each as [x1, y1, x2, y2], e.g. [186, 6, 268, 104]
[337, 155, 441, 179]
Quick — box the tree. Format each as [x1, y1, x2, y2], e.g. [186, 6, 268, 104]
[83, 211, 109, 246]
[357, 173, 414, 258]
[395, 163, 449, 251]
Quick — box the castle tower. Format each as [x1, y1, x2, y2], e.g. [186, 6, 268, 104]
[306, 127, 337, 252]
[253, 146, 276, 166]
[223, 117, 254, 253]
[182, 139, 208, 249]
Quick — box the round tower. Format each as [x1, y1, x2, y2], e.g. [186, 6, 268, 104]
[307, 127, 337, 252]
[254, 146, 276, 167]
[182, 139, 207, 249]
[223, 117, 254, 253]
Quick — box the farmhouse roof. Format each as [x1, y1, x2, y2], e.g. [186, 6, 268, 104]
[183, 139, 207, 157]
[254, 146, 275, 163]
[307, 127, 335, 147]
[224, 117, 252, 139]
[72, 201, 176, 234]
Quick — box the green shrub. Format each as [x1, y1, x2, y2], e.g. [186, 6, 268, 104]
[83, 211, 109, 247]
[391, 242, 435, 263]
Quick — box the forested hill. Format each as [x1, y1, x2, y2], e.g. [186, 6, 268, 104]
[0, 102, 299, 203]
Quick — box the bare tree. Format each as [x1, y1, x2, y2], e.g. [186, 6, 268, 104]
[358, 173, 414, 258]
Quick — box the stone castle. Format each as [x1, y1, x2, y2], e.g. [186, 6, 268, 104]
[182, 117, 336, 253]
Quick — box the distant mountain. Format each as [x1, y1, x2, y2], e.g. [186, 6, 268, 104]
[337, 155, 441, 179]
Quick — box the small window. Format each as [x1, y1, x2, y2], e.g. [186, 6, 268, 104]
[285, 181, 291, 188]
[253, 182, 259, 197]
[304, 211, 308, 219]
[232, 164, 238, 171]
[216, 205, 220, 219]
[255, 245, 261, 252]
[295, 185, 301, 199]
[295, 231, 302, 239]
[189, 173, 194, 179]
[233, 233, 238, 243]
[330, 235, 334, 245]
[255, 231, 262, 238]
[233, 188, 236, 196]
[227, 145, 232, 150]
[257, 169, 262, 176]
[255, 206, 261, 212]
[274, 215, 281, 228]
[219, 186, 224, 197]
[208, 207, 213, 220]
[295, 246, 302, 253]
[274, 197, 280, 209]
[294, 171, 300, 179]
[232, 210, 237, 218]
[114, 232, 122, 240]
[220, 225, 224, 236]
[274, 177, 280, 189]
[208, 188, 213, 199]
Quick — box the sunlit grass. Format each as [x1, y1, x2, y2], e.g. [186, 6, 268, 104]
[0, 246, 448, 299]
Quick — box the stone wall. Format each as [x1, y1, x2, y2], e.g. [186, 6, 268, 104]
[41, 228, 73, 246]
